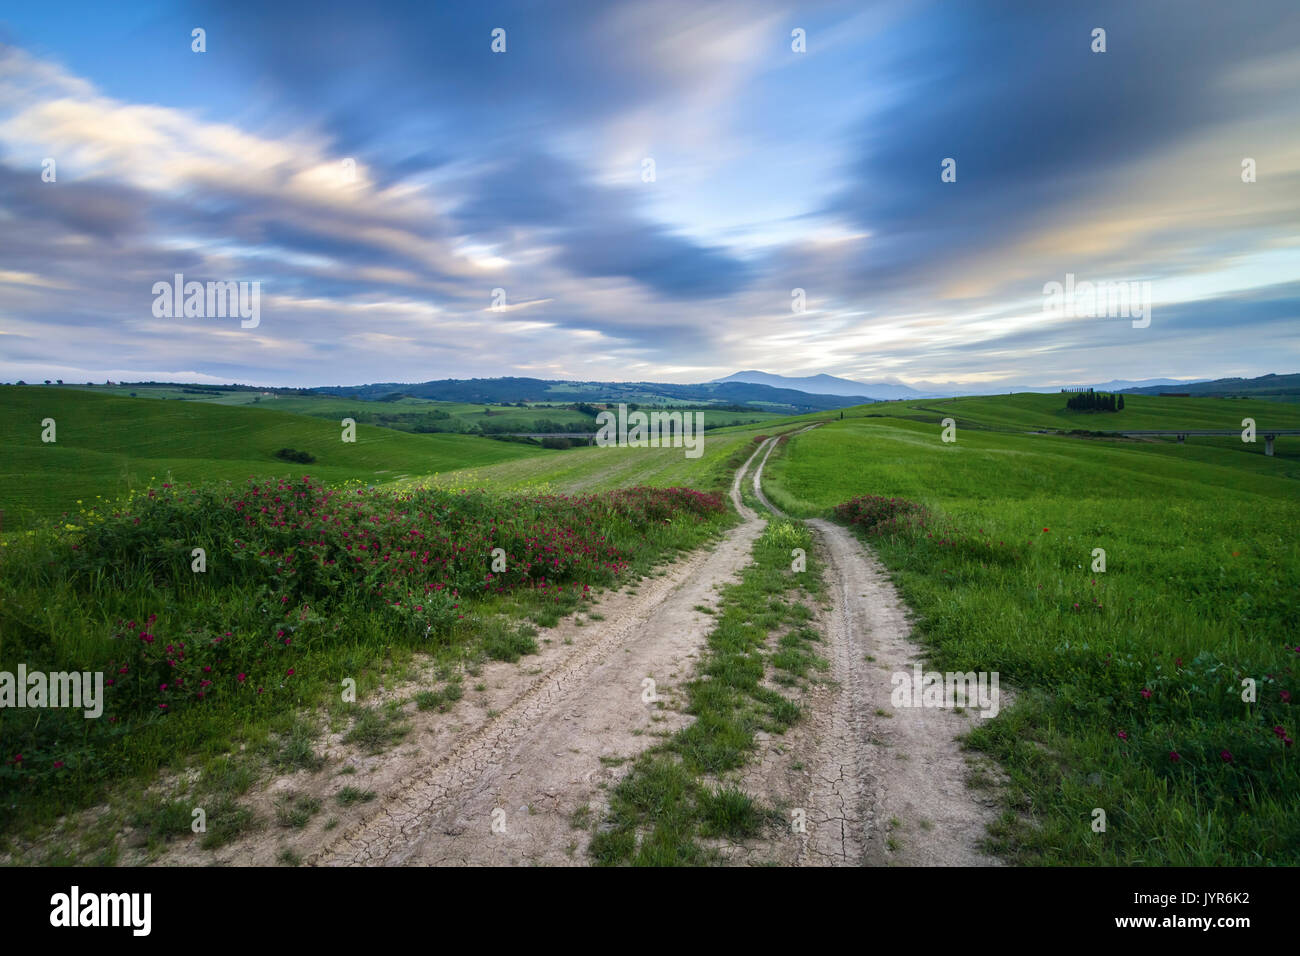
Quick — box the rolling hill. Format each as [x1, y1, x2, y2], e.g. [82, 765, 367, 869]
[310, 377, 869, 412]
[1119, 372, 1300, 401]
[0, 386, 545, 528]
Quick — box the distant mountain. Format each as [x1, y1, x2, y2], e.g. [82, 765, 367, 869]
[1089, 378, 1206, 391]
[310, 371, 1291, 413]
[1118, 372, 1300, 399]
[311, 377, 870, 413]
[873, 377, 1207, 396]
[714, 370, 1217, 400]
[712, 370, 929, 401]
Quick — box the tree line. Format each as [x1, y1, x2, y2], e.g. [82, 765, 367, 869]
[1062, 388, 1124, 412]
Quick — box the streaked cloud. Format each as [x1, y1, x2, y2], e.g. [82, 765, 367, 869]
[0, 0, 1296, 389]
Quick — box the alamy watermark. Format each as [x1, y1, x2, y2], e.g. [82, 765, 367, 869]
[152, 273, 260, 328]
[1043, 273, 1151, 328]
[50, 886, 150, 936]
[594, 403, 704, 459]
[0, 666, 104, 718]
[890, 664, 1000, 718]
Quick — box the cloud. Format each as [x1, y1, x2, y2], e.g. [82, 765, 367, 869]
[827, 0, 1300, 295]
[0, 3, 1298, 388]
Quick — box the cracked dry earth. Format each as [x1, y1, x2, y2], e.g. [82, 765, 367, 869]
[297, 438, 780, 866]
[794, 518, 1003, 866]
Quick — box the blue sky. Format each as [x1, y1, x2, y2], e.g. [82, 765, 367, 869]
[0, 0, 1297, 388]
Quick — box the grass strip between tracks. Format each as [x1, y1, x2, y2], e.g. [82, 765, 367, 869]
[587, 518, 826, 865]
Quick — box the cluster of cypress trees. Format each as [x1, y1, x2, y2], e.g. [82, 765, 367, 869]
[1062, 388, 1124, 411]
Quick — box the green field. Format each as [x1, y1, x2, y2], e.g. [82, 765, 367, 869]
[2, 385, 1296, 865]
[0, 387, 546, 528]
[216, 394, 599, 429]
[761, 414, 1300, 864]
[878, 391, 1300, 434]
[399, 421, 795, 496]
[54, 385, 788, 433]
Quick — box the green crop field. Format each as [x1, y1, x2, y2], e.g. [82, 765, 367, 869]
[55, 385, 788, 433]
[224, 395, 598, 428]
[760, 411, 1300, 865]
[0, 387, 546, 529]
[229, 395, 787, 432]
[396, 421, 802, 496]
[874, 391, 1300, 434]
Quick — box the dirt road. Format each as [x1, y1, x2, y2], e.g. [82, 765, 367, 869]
[753, 425, 1000, 865]
[799, 517, 1001, 865]
[304, 438, 780, 866]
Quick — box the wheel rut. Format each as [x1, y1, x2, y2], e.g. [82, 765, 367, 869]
[755, 424, 1001, 866]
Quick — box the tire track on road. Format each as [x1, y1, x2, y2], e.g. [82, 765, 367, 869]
[754, 424, 1000, 866]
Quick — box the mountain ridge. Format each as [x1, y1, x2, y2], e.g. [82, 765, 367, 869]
[713, 369, 1229, 399]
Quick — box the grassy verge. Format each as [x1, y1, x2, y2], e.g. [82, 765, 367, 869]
[0, 478, 733, 859]
[586, 519, 825, 865]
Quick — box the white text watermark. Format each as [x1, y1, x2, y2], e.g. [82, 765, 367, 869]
[0, 666, 104, 718]
[152, 273, 260, 328]
[594, 404, 704, 459]
[1043, 273, 1151, 328]
[890, 664, 1000, 718]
